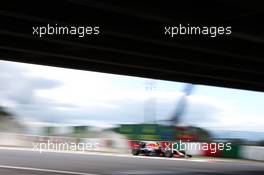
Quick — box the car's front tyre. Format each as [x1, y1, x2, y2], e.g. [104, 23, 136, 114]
[131, 149, 140, 155]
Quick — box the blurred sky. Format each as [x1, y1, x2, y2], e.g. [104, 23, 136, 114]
[0, 60, 264, 134]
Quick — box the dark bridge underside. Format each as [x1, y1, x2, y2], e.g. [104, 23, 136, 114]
[0, 0, 263, 91]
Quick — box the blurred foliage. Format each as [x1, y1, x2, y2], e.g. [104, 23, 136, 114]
[0, 106, 24, 133]
[74, 126, 89, 134]
[0, 106, 13, 119]
[115, 124, 211, 142]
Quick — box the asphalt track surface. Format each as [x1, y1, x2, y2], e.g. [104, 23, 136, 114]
[0, 148, 263, 175]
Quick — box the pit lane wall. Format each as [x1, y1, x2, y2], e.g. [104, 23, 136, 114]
[1, 132, 264, 161]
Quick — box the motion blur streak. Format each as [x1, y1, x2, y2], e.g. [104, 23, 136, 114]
[0, 165, 96, 175]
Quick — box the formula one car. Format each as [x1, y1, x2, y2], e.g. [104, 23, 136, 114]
[130, 141, 192, 158]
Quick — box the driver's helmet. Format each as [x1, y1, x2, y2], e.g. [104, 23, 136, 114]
[156, 142, 161, 148]
[140, 142, 146, 148]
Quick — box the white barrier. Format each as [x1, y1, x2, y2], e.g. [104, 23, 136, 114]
[241, 146, 264, 161]
[0, 132, 32, 147]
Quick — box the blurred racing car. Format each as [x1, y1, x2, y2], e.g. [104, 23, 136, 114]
[130, 141, 192, 158]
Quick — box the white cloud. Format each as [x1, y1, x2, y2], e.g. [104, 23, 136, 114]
[1, 60, 264, 133]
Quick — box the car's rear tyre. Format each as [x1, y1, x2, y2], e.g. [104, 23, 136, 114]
[164, 150, 173, 158]
[131, 149, 140, 155]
